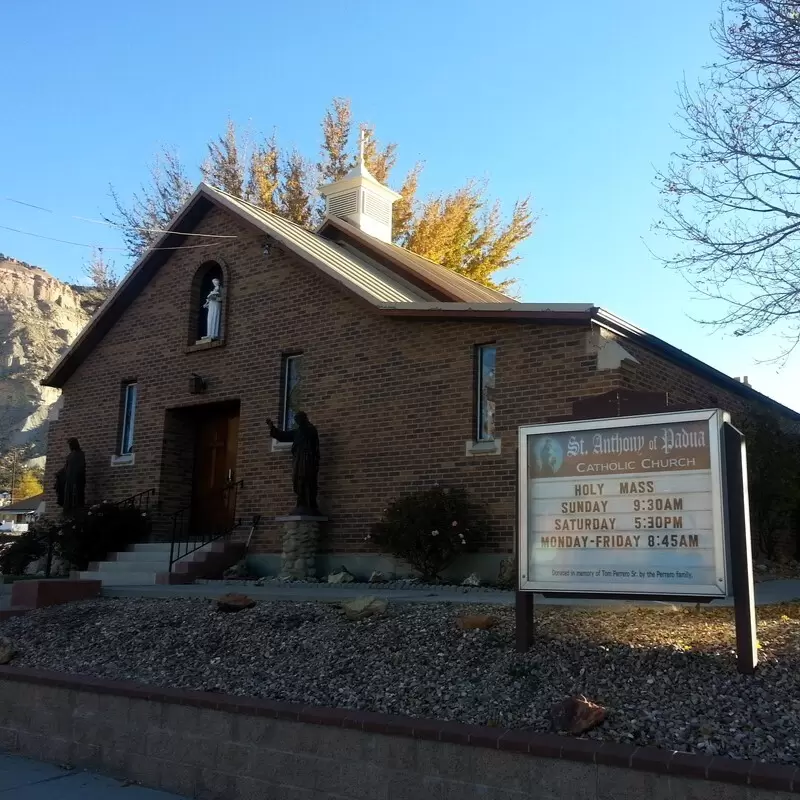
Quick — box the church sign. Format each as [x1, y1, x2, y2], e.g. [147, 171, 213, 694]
[518, 409, 729, 598]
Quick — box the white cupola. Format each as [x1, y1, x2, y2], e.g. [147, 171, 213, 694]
[319, 131, 401, 243]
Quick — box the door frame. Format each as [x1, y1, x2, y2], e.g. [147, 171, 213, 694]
[175, 400, 241, 537]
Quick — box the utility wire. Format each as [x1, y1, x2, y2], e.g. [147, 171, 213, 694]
[2, 196, 238, 239]
[0, 224, 221, 252]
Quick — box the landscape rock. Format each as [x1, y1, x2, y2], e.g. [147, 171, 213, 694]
[0, 639, 16, 665]
[549, 696, 606, 735]
[328, 567, 355, 584]
[254, 577, 266, 587]
[368, 570, 388, 583]
[224, 560, 249, 579]
[341, 596, 388, 621]
[216, 593, 255, 613]
[462, 572, 480, 587]
[456, 613, 497, 631]
[49, 557, 70, 578]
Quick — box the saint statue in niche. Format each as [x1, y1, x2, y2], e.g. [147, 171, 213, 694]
[203, 278, 222, 339]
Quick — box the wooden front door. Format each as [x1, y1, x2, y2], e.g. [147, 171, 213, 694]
[190, 408, 239, 537]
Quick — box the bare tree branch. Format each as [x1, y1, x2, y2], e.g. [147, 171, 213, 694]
[657, 1, 800, 350]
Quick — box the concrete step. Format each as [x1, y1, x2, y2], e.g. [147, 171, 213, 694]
[128, 542, 174, 553]
[77, 571, 158, 586]
[91, 560, 167, 572]
[111, 545, 211, 563]
[129, 542, 205, 553]
[81, 539, 242, 587]
[113, 550, 174, 563]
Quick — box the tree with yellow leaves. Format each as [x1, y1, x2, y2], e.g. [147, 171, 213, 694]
[15, 470, 43, 501]
[110, 99, 534, 291]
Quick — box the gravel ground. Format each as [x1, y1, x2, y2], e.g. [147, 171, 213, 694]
[2, 597, 799, 765]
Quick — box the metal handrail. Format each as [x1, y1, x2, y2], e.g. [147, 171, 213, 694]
[169, 479, 243, 572]
[113, 488, 156, 513]
[44, 488, 156, 577]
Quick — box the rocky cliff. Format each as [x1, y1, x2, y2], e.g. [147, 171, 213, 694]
[0, 255, 98, 466]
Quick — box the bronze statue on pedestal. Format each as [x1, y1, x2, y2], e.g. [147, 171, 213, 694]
[266, 412, 320, 516]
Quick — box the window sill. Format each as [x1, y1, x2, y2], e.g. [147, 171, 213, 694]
[465, 438, 501, 456]
[110, 453, 135, 467]
[186, 338, 225, 354]
[271, 439, 292, 453]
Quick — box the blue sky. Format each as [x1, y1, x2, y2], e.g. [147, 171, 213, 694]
[2, 0, 798, 410]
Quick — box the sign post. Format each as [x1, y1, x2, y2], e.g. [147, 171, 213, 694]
[723, 422, 758, 674]
[515, 448, 535, 652]
[516, 409, 757, 671]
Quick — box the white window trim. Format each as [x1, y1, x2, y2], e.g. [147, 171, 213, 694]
[271, 439, 292, 453]
[465, 438, 502, 457]
[120, 382, 138, 456]
[110, 452, 135, 467]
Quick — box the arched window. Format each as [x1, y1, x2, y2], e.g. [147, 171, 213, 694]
[188, 261, 226, 345]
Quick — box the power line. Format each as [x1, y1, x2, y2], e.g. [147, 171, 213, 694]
[5, 198, 52, 213]
[2, 196, 237, 239]
[73, 214, 237, 238]
[0, 224, 223, 252]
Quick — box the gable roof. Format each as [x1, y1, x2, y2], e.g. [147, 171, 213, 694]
[210, 189, 429, 304]
[1, 494, 44, 514]
[38, 184, 800, 421]
[318, 216, 513, 304]
[43, 183, 441, 387]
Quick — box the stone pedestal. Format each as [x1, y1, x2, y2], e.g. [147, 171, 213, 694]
[275, 515, 327, 580]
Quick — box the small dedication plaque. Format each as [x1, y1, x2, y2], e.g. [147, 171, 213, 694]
[518, 409, 729, 597]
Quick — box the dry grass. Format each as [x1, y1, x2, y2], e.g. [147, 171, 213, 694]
[531, 602, 800, 658]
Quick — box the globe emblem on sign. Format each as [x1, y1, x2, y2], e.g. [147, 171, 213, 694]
[535, 437, 564, 476]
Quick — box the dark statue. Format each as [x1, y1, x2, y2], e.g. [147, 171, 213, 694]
[267, 412, 320, 515]
[55, 437, 86, 513]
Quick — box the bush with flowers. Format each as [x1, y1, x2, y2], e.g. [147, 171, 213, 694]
[0, 503, 151, 575]
[57, 502, 151, 570]
[370, 486, 485, 582]
[0, 517, 56, 575]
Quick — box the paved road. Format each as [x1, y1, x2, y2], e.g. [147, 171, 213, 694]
[103, 578, 800, 608]
[0, 754, 186, 799]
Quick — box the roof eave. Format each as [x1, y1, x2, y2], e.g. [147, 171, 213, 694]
[594, 309, 800, 421]
[378, 303, 597, 323]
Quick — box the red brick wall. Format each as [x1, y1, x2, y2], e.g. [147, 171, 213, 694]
[43, 204, 621, 556]
[611, 333, 799, 558]
[608, 331, 800, 431]
[612, 337, 749, 419]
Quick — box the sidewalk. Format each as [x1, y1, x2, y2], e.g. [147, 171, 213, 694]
[0, 754, 187, 799]
[102, 577, 800, 608]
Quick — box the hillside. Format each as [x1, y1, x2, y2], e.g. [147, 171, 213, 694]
[0, 255, 99, 466]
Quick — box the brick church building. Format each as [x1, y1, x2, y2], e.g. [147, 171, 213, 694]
[41, 157, 800, 580]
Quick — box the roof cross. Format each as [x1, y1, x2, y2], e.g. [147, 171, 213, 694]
[359, 128, 367, 165]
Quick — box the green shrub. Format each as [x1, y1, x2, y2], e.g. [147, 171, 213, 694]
[58, 502, 150, 570]
[0, 518, 57, 576]
[370, 486, 485, 581]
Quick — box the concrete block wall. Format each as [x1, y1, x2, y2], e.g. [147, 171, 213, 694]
[0, 668, 796, 799]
